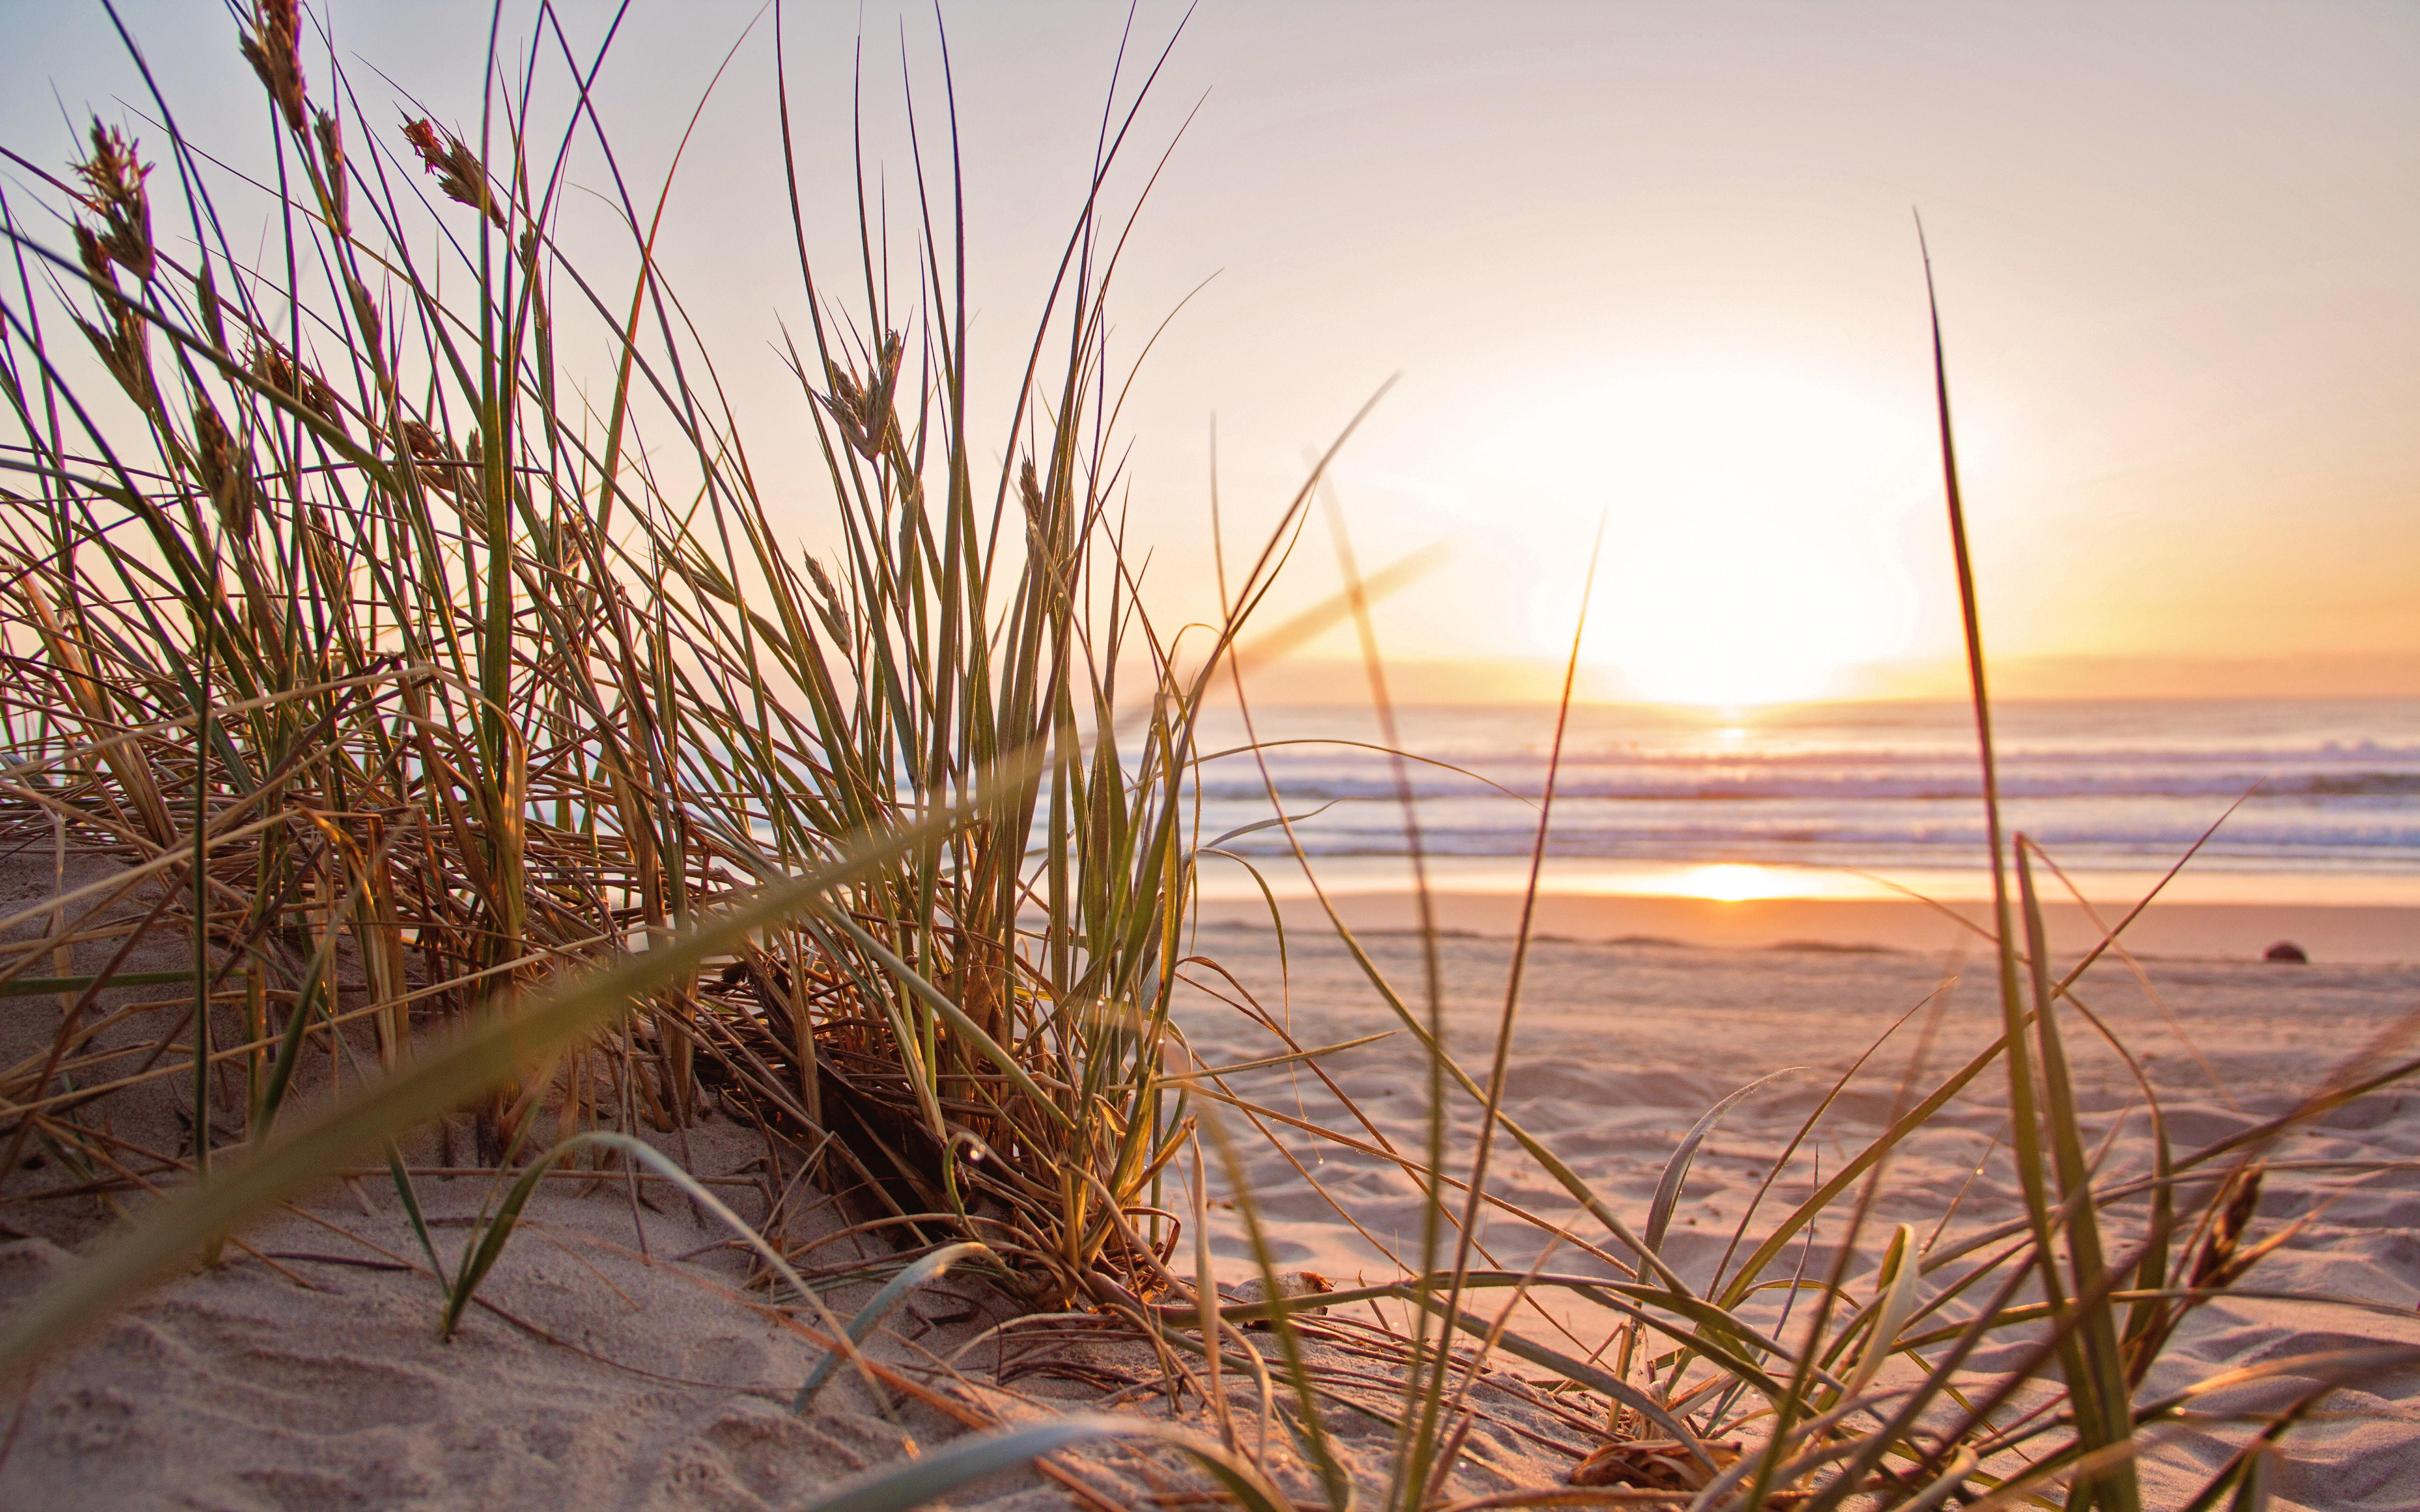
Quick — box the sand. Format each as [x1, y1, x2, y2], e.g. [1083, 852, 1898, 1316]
[0, 1119, 986, 1512]
[6, 866, 2420, 1508]
[1174, 924, 2420, 1510]
[1193, 889, 2420, 965]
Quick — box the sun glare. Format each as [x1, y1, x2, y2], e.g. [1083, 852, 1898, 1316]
[1466, 363, 1933, 706]
[1674, 863, 1786, 902]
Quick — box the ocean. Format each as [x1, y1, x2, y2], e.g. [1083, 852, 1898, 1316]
[1185, 698, 2420, 906]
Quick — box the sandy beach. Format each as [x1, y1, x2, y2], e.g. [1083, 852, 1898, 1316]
[7, 913, 2417, 1509]
[1175, 924, 2420, 1510]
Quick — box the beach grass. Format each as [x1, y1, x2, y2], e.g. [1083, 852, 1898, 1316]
[4, 6, 2418, 1510]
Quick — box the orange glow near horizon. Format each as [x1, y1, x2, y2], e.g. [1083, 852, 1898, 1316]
[1672, 863, 1782, 902]
[1654, 862, 1904, 903]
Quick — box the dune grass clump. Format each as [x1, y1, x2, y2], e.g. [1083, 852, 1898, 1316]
[0, 0, 1335, 1320]
[4, 7, 2419, 1512]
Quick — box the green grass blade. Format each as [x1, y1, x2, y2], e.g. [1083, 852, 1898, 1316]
[441, 1138, 574, 1338]
[1835, 1222, 1920, 1410]
[793, 1240, 995, 1412]
[802, 1414, 1290, 1512]
[384, 1142, 448, 1290]
[1205, 1113, 1359, 1510]
[2019, 846, 2141, 1511]
[1645, 1066, 1805, 1256]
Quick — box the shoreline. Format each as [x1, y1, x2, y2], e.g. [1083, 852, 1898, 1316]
[1190, 890, 2420, 964]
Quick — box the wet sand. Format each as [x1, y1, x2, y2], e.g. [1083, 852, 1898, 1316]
[1194, 889, 2420, 964]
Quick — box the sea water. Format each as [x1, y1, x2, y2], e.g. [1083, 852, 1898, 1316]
[1186, 699, 2420, 906]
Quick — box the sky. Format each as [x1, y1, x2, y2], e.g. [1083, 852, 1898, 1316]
[7, 0, 2415, 704]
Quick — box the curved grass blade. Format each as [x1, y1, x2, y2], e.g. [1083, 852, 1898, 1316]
[1189, 739, 1538, 812]
[2019, 843, 2140, 1512]
[802, 1413, 1291, 1512]
[793, 1239, 996, 1412]
[1165, 1031, 1396, 1082]
[1204, 1110, 1360, 1512]
[442, 1136, 603, 1339]
[432, 1130, 889, 1400]
[816, 906, 1075, 1132]
[1404, 1288, 1719, 1470]
[1834, 1223, 1920, 1411]
[1202, 799, 1345, 852]
[384, 1143, 447, 1290]
[1719, 1031, 2007, 1309]
[1645, 1066, 1804, 1256]
[1252, 1271, 1809, 1397]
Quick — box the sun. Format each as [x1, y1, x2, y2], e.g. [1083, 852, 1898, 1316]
[1594, 552, 1878, 705]
[1479, 362, 1935, 706]
[1582, 508, 1910, 705]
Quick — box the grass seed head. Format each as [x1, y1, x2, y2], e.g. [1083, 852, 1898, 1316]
[821, 361, 874, 458]
[802, 550, 840, 607]
[247, 339, 348, 435]
[239, 0, 310, 134]
[401, 419, 461, 496]
[312, 109, 349, 232]
[72, 224, 116, 293]
[819, 334, 903, 460]
[343, 273, 383, 369]
[2191, 1161, 2267, 1291]
[1019, 456, 1046, 523]
[401, 118, 508, 231]
[70, 121, 153, 284]
[192, 399, 256, 539]
[73, 308, 156, 414]
[801, 553, 851, 640]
